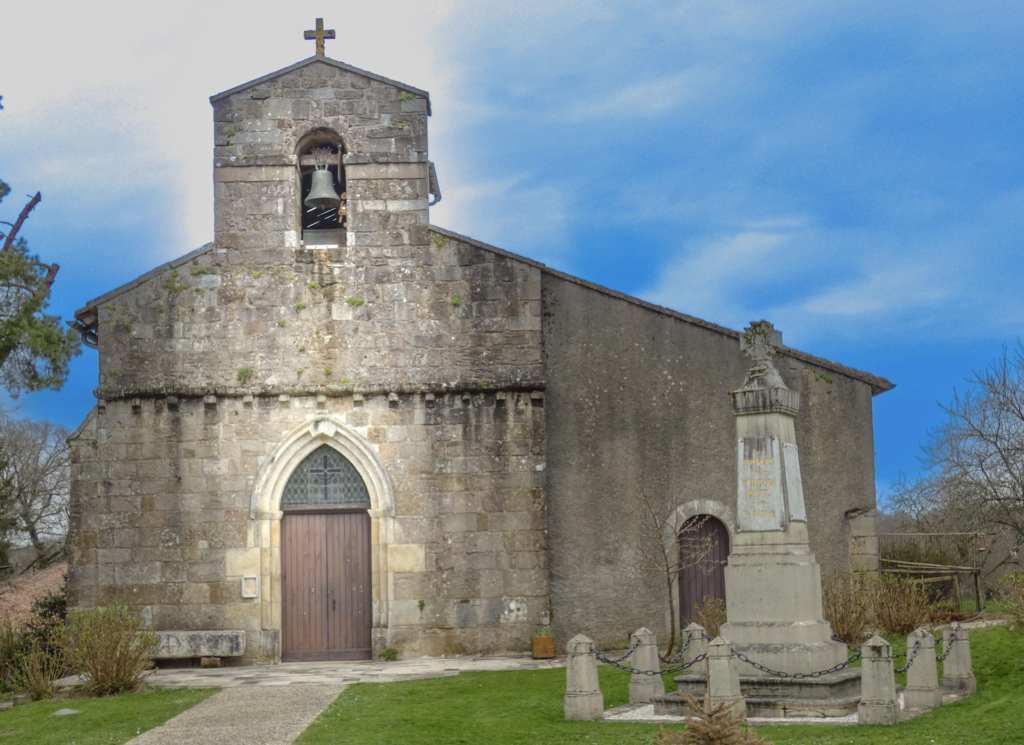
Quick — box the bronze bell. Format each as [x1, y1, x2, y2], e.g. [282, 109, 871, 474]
[304, 169, 342, 210]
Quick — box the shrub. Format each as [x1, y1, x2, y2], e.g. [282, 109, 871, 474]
[997, 569, 1024, 629]
[695, 596, 727, 638]
[653, 692, 771, 744]
[63, 603, 158, 696]
[11, 636, 64, 701]
[821, 571, 871, 643]
[0, 620, 25, 692]
[871, 574, 931, 636]
[381, 647, 399, 661]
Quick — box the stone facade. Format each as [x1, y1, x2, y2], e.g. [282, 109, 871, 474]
[68, 53, 892, 663]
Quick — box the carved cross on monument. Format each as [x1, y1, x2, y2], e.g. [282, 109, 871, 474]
[737, 320, 788, 391]
[304, 18, 336, 56]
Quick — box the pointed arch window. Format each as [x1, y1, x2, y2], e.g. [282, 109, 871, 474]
[281, 445, 369, 508]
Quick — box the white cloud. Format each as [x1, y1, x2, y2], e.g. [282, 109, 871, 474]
[433, 174, 572, 264]
[640, 226, 802, 324]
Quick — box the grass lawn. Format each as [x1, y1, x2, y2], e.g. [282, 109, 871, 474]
[296, 625, 1023, 745]
[0, 688, 217, 745]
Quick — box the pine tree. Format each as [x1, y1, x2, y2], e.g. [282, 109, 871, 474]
[653, 692, 771, 745]
[0, 179, 81, 394]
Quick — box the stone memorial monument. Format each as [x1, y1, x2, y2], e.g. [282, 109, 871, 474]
[720, 320, 849, 675]
[655, 321, 861, 717]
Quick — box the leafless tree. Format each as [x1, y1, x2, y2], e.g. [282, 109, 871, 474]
[627, 490, 721, 656]
[904, 345, 1024, 565]
[0, 413, 70, 573]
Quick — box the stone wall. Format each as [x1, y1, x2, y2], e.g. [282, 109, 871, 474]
[89, 232, 542, 397]
[541, 272, 883, 649]
[68, 387, 548, 662]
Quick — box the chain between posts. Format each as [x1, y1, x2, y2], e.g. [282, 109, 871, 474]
[591, 637, 641, 664]
[936, 633, 955, 662]
[592, 645, 709, 676]
[659, 630, 708, 664]
[894, 640, 922, 674]
[734, 649, 862, 679]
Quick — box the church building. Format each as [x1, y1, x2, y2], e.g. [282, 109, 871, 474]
[66, 23, 892, 664]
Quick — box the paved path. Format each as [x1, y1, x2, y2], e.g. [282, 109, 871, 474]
[125, 656, 562, 745]
[125, 685, 344, 745]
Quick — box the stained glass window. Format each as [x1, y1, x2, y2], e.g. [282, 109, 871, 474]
[282, 445, 370, 507]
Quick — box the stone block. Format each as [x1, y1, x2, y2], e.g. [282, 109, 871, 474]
[152, 630, 246, 659]
[388, 543, 426, 573]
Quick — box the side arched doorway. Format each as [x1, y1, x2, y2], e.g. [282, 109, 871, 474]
[280, 445, 372, 661]
[678, 515, 730, 625]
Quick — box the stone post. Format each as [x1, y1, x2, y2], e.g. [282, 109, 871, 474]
[681, 622, 709, 670]
[904, 627, 941, 711]
[707, 637, 745, 719]
[940, 622, 977, 695]
[857, 635, 899, 725]
[564, 634, 604, 720]
[628, 627, 665, 703]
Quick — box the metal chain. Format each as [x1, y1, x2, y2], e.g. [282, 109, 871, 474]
[593, 637, 641, 665]
[894, 640, 922, 674]
[659, 631, 695, 664]
[593, 646, 708, 676]
[936, 633, 955, 662]
[735, 649, 862, 679]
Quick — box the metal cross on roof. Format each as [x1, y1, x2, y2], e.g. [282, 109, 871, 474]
[304, 18, 335, 56]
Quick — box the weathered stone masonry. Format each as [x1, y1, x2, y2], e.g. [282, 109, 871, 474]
[68, 51, 892, 663]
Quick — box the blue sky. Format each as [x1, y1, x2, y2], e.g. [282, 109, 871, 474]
[2, 1, 1022, 501]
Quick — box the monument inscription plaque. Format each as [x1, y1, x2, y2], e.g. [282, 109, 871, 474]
[782, 442, 807, 522]
[736, 435, 785, 531]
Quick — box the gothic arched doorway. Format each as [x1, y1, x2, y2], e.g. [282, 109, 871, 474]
[280, 445, 372, 661]
[678, 515, 730, 626]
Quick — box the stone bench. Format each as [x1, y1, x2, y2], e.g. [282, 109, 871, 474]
[152, 630, 246, 666]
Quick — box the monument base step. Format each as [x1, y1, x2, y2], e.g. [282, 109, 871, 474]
[653, 669, 862, 719]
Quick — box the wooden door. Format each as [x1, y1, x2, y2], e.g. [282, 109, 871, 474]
[678, 515, 729, 625]
[281, 510, 372, 661]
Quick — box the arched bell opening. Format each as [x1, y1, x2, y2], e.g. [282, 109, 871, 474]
[296, 129, 347, 247]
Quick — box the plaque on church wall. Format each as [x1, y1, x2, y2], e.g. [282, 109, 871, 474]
[782, 442, 807, 522]
[737, 436, 786, 531]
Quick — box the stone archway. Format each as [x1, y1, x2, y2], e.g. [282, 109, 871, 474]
[670, 499, 734, 630]
[249, 416, 394, 661]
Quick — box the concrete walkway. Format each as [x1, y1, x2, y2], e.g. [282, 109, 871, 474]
[125, 656, 562, 745]
[125, 685, 344, 745]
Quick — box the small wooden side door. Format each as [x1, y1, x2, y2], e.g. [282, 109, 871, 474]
[678, 515, 730, 625]
[281, 510, 372, 661]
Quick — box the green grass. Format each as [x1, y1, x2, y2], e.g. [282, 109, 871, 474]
[297, 626, 1024, 745]
[0, 688, 217, 745]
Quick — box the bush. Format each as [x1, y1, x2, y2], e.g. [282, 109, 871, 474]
[821, 572, 872, 643]
[695, 596, 727, 638]
[997, 569, 1024, 629]
[11, 636, 64, 700]
[0, 619, 25, 692]
[63, 603, 157, 696]
[871, 574, 931, 636]
[24, 572, 67, 660]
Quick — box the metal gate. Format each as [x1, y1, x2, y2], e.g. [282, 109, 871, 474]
[678, 515, 729, 625]
[281, 510, 372, 661]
